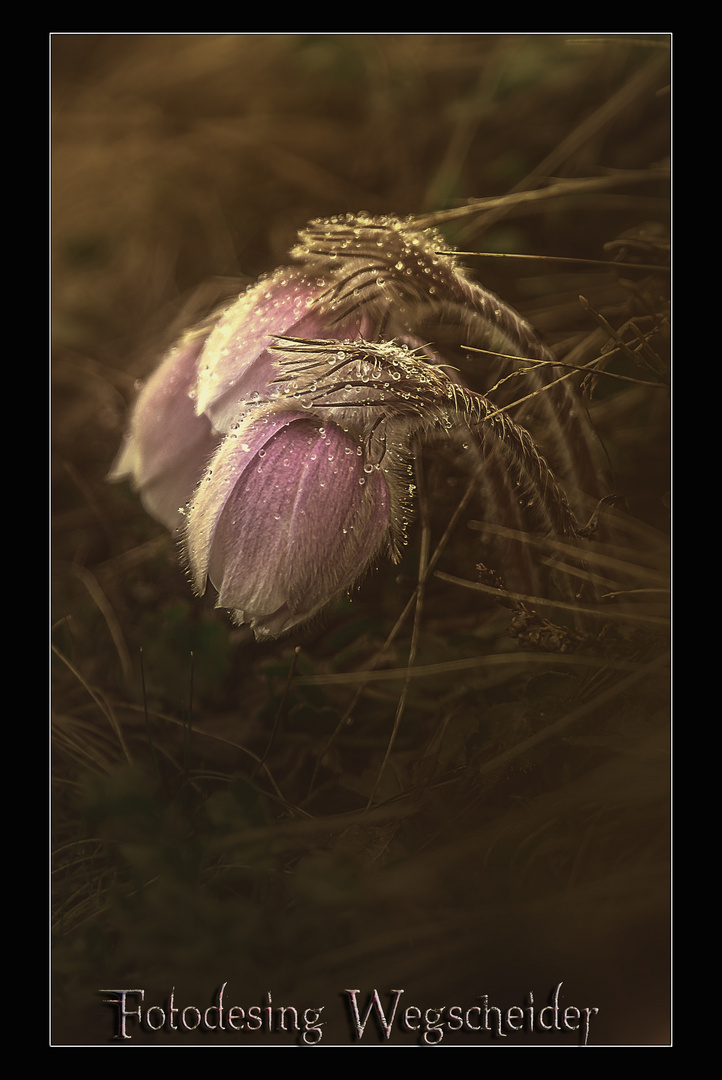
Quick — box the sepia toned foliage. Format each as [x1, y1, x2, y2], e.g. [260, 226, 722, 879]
[52, 35, 669, 1045]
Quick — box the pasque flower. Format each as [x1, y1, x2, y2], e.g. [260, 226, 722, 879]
[185, 406, 394, 639]
[109, 320, 222, 534]
[112, 213, 599, 638]
[110, 265, 376, 532]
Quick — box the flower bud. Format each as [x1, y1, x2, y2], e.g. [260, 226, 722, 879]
[184, 408, 392, 639]
[110, 265, 377, 535]
[109, 324, 221, 533]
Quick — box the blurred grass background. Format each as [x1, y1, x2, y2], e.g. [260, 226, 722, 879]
[51, 34, 670, 1045]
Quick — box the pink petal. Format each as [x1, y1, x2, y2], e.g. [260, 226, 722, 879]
[194, 267, 376, 433]
[185, 409, 390, 638]
[109, 327, 222, 533]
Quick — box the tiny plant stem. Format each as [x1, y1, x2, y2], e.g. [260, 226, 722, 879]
[365, 450, 430, 810]
[410, 170, 669, 231]
[253, 646, 301, 781]
[52, 643, 133, 765]
[183, 650, 194, 809]
[439, 251, 669, 274]
[305, 480, 476, 804]
[139, 646, 161, 785]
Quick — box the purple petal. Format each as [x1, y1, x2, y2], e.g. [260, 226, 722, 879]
[185, 409, 390, 638]
[195, 267, 377, 433]
[109, 327, 222, 533]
